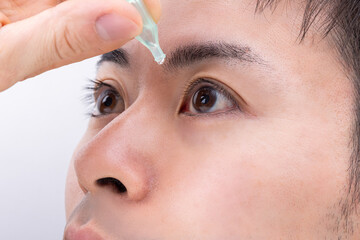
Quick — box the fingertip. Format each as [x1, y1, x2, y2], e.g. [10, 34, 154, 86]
[95, 13, 141, 41]
[143, 0, 162, 23]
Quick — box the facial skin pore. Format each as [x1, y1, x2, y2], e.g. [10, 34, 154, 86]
[64, 0, 359, 239]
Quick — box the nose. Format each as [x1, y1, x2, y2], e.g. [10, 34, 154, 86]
[73, 106, 161, 201]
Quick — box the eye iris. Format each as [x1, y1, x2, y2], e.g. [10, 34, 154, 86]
[193, 87, 217, 112]
[99, 91, 117, 113]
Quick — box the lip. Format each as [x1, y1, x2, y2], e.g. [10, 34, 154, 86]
[63, 225, 104, 240]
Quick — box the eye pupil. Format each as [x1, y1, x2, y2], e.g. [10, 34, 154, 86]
[193, 87, 217, 112]
[200, 94, 209, 104]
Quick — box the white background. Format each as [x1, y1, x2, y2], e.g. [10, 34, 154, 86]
[0, 57, 99, 239]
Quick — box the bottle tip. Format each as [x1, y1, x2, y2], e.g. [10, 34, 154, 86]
[155, 54, 166, 65]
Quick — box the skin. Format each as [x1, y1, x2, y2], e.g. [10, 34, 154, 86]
[64, 0, 360, 239]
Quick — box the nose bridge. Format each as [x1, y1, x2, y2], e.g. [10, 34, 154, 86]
[74, 103, 165, 201]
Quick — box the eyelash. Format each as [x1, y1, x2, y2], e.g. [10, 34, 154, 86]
[83, 78, 240, 117]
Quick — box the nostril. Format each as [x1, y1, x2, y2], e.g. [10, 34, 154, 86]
[96, 177, 127, 194]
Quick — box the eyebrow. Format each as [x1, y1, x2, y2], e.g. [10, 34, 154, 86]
[98, 49, 129, 67]
[98, 42, 265, 70]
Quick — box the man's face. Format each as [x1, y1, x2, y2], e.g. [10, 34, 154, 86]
[64, 0, 357, 239]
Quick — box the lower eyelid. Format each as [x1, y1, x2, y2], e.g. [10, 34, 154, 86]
[180, 108, 242, 119]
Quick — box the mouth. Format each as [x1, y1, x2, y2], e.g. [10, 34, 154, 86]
[63, 225, 104, 240]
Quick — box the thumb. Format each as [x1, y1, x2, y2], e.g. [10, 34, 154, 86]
[0, 0, 150, 91]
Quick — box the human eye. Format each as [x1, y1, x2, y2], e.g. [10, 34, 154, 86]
[84, 79, 125, 118]
[180, 78, 241, 116]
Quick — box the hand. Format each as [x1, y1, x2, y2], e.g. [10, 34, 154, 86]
[0, 0, 161, 92]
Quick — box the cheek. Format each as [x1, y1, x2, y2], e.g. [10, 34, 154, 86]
[162, 116, 350, 237]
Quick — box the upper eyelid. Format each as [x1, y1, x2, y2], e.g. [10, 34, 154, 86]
[89, 79, 122, 98]
[85, 79, 111, 93]
[93, 80, 116, 91]
[183, 79, 216, 99]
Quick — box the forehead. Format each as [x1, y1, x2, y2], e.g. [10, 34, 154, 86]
[156, 0, 302, 47]
[119, 0, 307, 69]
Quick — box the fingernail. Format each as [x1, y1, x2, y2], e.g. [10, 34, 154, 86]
[95, 14, 140, 41]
